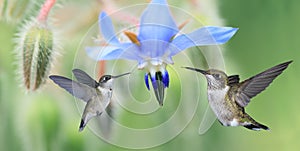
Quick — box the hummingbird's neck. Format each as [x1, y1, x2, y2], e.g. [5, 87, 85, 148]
[99, 80, 113, 90]
[207, 80, 227, 90]
[204, 74, 228, 90]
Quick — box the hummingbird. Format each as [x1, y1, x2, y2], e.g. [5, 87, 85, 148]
[49, 69, 130, 132]
[183, 61, 292, 131]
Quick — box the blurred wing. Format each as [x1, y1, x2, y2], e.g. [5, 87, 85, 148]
[198, 105, 217, 135]
[95, 100, 115, 138]
[235, 61, 292, 107]
[49, 75, 97, 102]
[79, 95, 105, 132]
[72, 69, 98, 87]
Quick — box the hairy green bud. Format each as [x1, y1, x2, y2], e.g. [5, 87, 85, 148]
[15, 19, 58, 91]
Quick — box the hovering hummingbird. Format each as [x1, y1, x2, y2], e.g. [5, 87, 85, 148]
[184, 61, 292, 131]
[49, 69, 130, 132]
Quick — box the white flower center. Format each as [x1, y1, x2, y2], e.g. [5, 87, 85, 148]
[138, 59, 167, 74]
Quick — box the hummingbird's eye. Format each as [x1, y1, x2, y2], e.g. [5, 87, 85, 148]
[100, 75, 111, 83]
[213, 74, 221, 79]
[105, 76, 111, 81]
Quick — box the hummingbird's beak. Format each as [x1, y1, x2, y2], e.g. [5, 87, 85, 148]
[111, 72, 131, 78]
[182, 67, 208, 75]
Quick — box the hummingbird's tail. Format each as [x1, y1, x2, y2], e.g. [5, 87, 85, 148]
[243, 114, 270, 131]
[244, 122, 269, 131]
[79, 119, 86, 132]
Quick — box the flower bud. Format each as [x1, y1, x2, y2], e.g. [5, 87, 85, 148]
[14, 0, 57, 91]
[15, 19, 58, 91]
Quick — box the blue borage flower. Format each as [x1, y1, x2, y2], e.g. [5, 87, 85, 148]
[86, 0, 238, 106]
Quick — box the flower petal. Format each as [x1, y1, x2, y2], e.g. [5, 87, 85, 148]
[140, 39, 170, 58]
[138, 0, 178, 41]
[170, 26, 238, 55]
[86, 46, 123, 60]
[162, 70, 169, 88]
[99, 12, 120, 45]
[85, 43, 141, 61]
[144, 73, 150, 90]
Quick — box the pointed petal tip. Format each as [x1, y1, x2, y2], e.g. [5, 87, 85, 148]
[229, 27, 239, 36]
[229, 26, 239, 31]
[139, 0, 178, 41]
[98, 11, 120, 45]
[209, 26, 239, 44]
[170, 26, 238, 55]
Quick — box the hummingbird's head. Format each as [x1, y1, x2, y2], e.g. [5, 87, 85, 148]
[204, 69, 228, 89]
[99, 75, 113, 89]
[183, 67, 228, 90]
[98, 72, 130, 89]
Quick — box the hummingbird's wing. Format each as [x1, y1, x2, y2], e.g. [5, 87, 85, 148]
[198, 105, 217, 135]
[72, 69, 98, 88]
[79, 94, 106, 131]
[79, 90, 113, 132]
[49, 75, 97, 102]
[96, 101, 115, 138]
[234, 61, 292, 107]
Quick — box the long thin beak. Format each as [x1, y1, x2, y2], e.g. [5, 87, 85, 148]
[111, 72, 131, 78]
[182, 67, 208, 75]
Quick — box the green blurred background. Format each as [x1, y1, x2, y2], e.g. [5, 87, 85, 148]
[0, 0, 299, 151]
